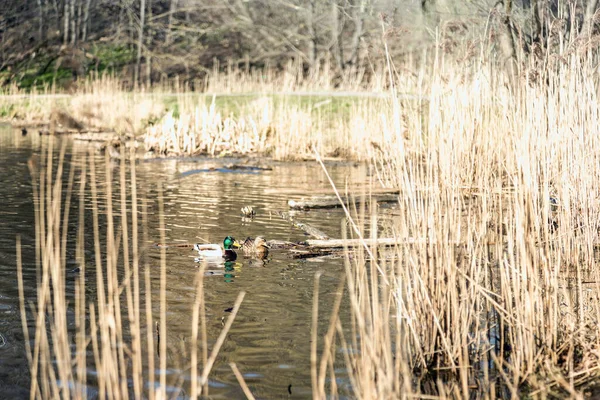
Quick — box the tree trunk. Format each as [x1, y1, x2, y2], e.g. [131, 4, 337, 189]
[347, 0, 367, 67]
[63, 0, 69, 44]
[70, 0, 76, 45]
[583, 0, 599, 35]
[165, 0, 178, 45]
[498, 0, 517, 83]
[82, 0, 91, 42]
[307, 0, 318, 67]
[51, 0, 60, 33]
[146, 0, 152, 87]
[136, 0, 146, 86]
[37, 0, 44, 42]
[331, 1, 344, 70]
[76, 0, 82, 42]
[531, 0, 542, 44]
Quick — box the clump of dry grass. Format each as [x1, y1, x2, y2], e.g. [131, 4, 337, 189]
[17, 143, 246, 399]
[143, 100, 272, 157]
[142, 94, 408, 160]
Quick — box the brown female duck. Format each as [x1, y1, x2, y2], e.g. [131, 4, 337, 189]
[241, 236, 269, 259]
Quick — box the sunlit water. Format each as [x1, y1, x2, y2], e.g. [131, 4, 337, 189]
[0, 125, 368, 398]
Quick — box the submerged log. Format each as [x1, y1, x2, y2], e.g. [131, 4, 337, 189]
[265, 240, 305, 249]
[276, 211, 331, 240]
[288, 192, 399, 209]
[290, 248, 344, 259]
[266, 186, 398, 195]
[225, 163, 272, 171]
[299, 237, 466, 248]
[72, 132, 121, 141]
[50, 109, 85, 132]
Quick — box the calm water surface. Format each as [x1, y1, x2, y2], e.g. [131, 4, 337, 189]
[0, 125, 367, 398]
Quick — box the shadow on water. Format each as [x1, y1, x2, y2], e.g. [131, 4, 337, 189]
[0, 125, 365, 398]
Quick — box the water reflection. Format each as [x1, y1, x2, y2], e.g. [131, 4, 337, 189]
[0, 125, 361, 398]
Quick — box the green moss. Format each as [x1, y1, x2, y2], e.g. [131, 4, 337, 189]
[0, 103, 15, 118]
[163, 98, 180, 118]
[19, 68, 73, 90]
[91, 44, 135, 74]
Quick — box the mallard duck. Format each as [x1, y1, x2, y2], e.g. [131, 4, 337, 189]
[241, 236, 269, 259]
[194, 236, 241, 262]
[241, 206, 256, 218]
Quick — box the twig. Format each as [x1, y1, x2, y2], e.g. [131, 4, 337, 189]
[276, 211, 331, 240]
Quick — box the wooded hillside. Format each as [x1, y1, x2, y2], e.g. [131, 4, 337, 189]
[1, 0, 599, 89]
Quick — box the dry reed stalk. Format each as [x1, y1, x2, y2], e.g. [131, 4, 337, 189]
[197, 291, 246, 393]
[229, 363, 256, 400]
[190, 262, 206, 400]
[310, 270, 323, 399]
[141, 196, 156, 400]
[157, 182, 167, 399]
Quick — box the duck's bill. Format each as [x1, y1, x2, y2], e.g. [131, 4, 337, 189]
[232, 240, 242, 249]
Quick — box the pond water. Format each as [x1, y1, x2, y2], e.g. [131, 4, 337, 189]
[0, 125, 368, 398]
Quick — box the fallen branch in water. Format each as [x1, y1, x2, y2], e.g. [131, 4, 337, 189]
[299, 237, 468, 248]
[288, 192, 399, 209]
[152, 242, 194, 248]
[276, 211, 331, 240]
[266, 186, 399, 195]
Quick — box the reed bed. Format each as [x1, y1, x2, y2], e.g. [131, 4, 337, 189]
[17, 142, 245, 399]
[13, 43, 600, 398]
[309, 52, 600, 397]
[1, 62, 398, 160]
[201, 58, 388, 94]
[142, 95, 398, 160]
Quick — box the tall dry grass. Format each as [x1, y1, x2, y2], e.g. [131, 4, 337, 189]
[2, 62, 399, 160]
[17, 142, 247, 399]
[310, 51, 600, 397]
[201, 58, 388, 94]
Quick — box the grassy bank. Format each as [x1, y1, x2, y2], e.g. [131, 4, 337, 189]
[0, 62, 408, 161]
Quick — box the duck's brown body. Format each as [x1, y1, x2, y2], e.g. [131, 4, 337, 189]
[241, 236, 269, 259]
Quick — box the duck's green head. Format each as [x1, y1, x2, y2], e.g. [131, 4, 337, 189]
[223, 236, 241, 250]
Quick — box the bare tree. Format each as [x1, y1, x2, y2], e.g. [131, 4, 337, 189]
[70, 0, 76, 45]
[165, 0, 178, 46]
[347, 0, 368, 67]
[331, 0, 344, 70]
[63, 0, 70, 44]
[81, 0, 91, 42]
[307, 0, 318, 66]
[583, 0, 600, 34]
[136, 0, 146, 86]
[37, 0, 45, 42]
[146, 0, 152, 86]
